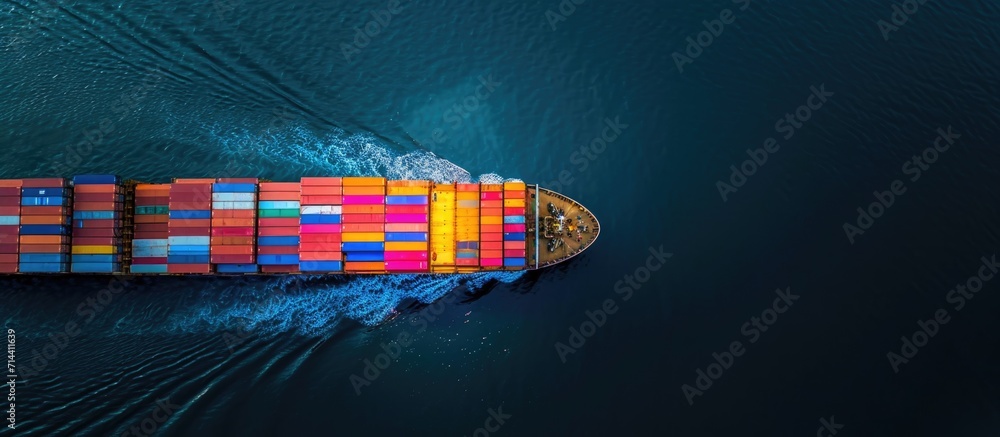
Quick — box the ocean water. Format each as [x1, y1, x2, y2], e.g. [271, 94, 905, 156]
[2, 0, 1000, 435]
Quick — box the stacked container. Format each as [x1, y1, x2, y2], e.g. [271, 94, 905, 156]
[479, 184, 504, 268]
[341, 177, 386, 273]
[0, 179, 22, 273]
[298, 177, 343, 273]
[211, 179, 258, 273]
[132, 184, 170, 273]
[430, 183, 456, 272]
[384, 180, 430, 272]
[257, 182, 301, 273]
[455, 183, 481, 269]
[70, 175, 124, 273]
[19, 178, 72, 273]
[168, 179, 214, 274]
[502, 181, 527, 268]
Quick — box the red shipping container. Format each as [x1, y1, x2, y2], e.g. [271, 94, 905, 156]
[480, 224, 503, 233]
[300, 177, 342, 186]
[0, 187, 22, 195]
[341, 214, 384, 223]
[257, 246, 299, 255]
[0, 235, 18, 245]
[0, 198, 20, 206]
[0, 254, 17, 263]
[504, 241, 526, 250]
[211, 255, 254, 264]
[72, 184, 120, 193]
[504, 250, 526, 258]
[211, 246, 254, 255]
[481, 200, 502, 208]
[0, 243, 18, 253]
[481, 241, 504, 250]
[261, 265, 300, 273]
[299, 234, 342, 244]
[210, 218, 254, 227]
[135, 197, 169, 206]
[0, 206, 19, 216]
[300, 242, 342, 252]
[19, 206, 67, 216]
[72, 237, 118, 245]
[258, 218, 299, 227]
[21, 178, 66, 188]
[74, 193, 120, 202]
[212, 236, 254, 245]
[504, 207, 526, 216]
[168, 264, 212, 274]
[301, 195, 342, 205]
[480, 233, 503, 242]
[74, 219, 121, 228]
[260, 191, 300, 201]
[19, 244, 69, 253]
[136, 223, 169, 232]
[169, 227, 211, 236]
[211, 227, 253, 236]
[134, 232, 168, 239]
[301, 185, 344, 196]
[385, 205, 429, 214]
[73, 201, 120, 211]
[212, 209, 256, 219]
[260, 182, 301, 191]
[456, 258, 478, 266]
[481, 208, 503, 216]
[132, 257, 168, 264]
[258, 227, 299, 236]
[481, 250, 503, 258]
[168, 201, 212, 209]
[170, 184, 212, 192]
[0, 263, 17, 273]
[72, 228, 119, 238]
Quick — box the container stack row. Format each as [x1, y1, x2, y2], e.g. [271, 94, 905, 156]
[429, 183, 456, 272]
[502, 182, 527, 268]
[169, 179, 214, 274]
[455, 183, 480, 269]
[132, 184, 170, 273]
[211, 179, 258, 273]
[299, 177, 343, 273]
[19, 178, 72, 273]
[0, 179, 22, 273]
[342, 177, 385, 273]
[384, 180, 430, 272]
[70, 175, 124, 273]
[257, 182, 301, 273]
[479, 184, 504, 268]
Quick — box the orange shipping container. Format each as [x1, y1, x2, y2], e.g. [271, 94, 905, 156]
[342, 177, 384, 186]
[212, 210, 257, 219]
[342, 186, 384, 195]
[134, 215, 169, 224]
[211, 218, 255, 227]
[260, 191, 300, 201]
[0, 180, 23, 187]
[480, 224, 503, 233]
[503, 190, 526, 199]
[345, 261, 384, 271]
[174, 178, 215, 184]
[301, 195, 342, 205]
[20, 206, 68, 216]
[480, 241, 504, 250]
[169, 219, 211, 227]
[300, 251, 343, 261]
[211, 236, 254, 245]
[73, 184, 121, 193]
[342, 223, 385, 232]
[20, 215, 69, 225]
[342, 204, 384, 214]
[20, 235, 69, 244]
[19, 244, 69, 253]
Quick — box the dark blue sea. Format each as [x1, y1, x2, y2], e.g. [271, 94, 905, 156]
[2, 0, 1000, 435]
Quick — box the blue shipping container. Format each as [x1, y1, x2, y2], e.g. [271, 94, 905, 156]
[384, 232, 428, 242]
[71, 263, 121, 273]
[73, 211, 120, 220]
[258, 236, 300, 246]
[503, 258, 526, 267]
[20, 225, 70, 235]
[385, 195, 428, 205]
[167, 245, 210, 255]
[342, 242, 384, 252]
[345, 252, 384, 262]
[503, 215, 526, 224]
[258, 254, 300, 265]
[167, 255, 210, 264]
[130, 264, 168, 273]
[212, 183, 257, 193]
[168, 210, 211, 219]
[21, 196, 69, 206]
[18, 262, 68, 273]
[216, 264, 259, 273]
[20, 253, 69, 263]
[73, 174, 120, 185]
[503, 232, 526, 241]
[300, 215, 341, 225]
[71, 254, 120, 263]
[299, 261, 343, 272]
[22, 188, 67, 197]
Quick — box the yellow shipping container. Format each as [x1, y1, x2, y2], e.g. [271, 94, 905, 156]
[503, 181, 526, 190]
[456, 192, 479, 200]
[504, 199, 527, 208]
[343, 186, 385, 195]
[342, 177, 386, 186]
[456, 209, 480, 217]
[341, 232, 386, 242]
[433, 183, 456, 191]
[387, 180, 431, 187]
[430, 186, 456, 265]
[72, 245, 118, 254]
[385, 242, 430, 251]
[387, 186, 429, 195]
[481, 216, 503, 225]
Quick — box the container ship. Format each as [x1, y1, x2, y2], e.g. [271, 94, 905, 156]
[0, 175, 599, 275]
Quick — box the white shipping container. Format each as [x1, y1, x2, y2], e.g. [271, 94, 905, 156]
[212, 201, 256, 210]
[212, 193, 256, 202]
[300, 205, 342, 215]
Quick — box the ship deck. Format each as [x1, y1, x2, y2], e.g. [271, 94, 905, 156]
[527, 186, 600, 269]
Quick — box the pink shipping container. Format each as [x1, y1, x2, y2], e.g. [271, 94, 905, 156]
[504, 249, 526, 258]
[480, 192, 502, 200]
[504, 224, 526, 233]
[385, 261, 429, 271]
[505, 241, 526, 250]
[212, 228, 254, 236]
[342, 195, 385, 205]
[505, 207, 526, 216]
[480, 258, 503, 267]
[384, 213, 429, 223]
[300, 224, 343, 234]
[384, 251, 429, 261]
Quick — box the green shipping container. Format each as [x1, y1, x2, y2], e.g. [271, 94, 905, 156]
[258, 208, 300, 218]
[136, 206, 169, 215]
